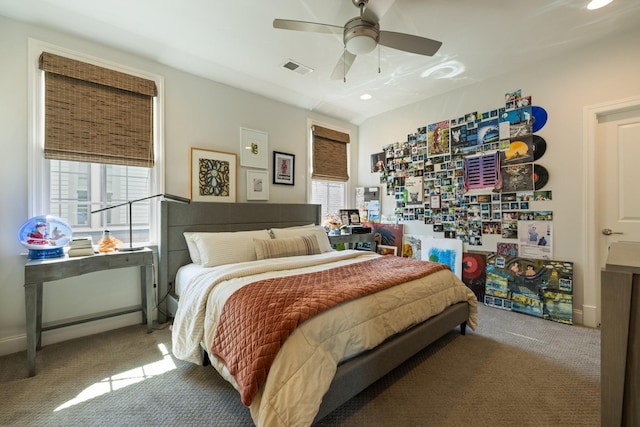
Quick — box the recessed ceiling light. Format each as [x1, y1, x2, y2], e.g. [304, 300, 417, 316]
[360, 93, 372, 100]
[587, 0, 613, 10]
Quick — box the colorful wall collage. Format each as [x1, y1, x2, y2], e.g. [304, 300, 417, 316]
[372, 89, 573, 324]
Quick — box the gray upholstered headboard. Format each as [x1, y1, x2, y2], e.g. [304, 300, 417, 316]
[157, 201, 321, 322]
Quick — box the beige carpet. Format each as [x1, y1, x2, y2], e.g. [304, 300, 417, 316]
[0, 304, 600, 426]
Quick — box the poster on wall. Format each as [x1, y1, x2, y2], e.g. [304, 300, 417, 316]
[499, 105, 533, 138]
[427, 120, 450, 157]
[421, 237, 463, 279]
[477, 118, 500, 145]
[501, 136, 534, 165]
[462, 252, 488, 302]
[362, 222, 404, 256]
[403, 234, 427, 259]
[517, 220, 553, 259]
[404, 176, 423, 205]
[501, 163, 534, 192]
[484, 253, 573, 324]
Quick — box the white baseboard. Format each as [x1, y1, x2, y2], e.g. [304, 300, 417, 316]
[572, 308, 583, 326]
[581, 304, 599, 328]
[0, 313, 144, 357]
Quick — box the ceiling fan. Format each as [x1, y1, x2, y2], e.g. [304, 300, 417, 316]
[273, 0, 442, 80]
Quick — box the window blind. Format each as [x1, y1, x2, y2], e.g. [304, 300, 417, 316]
[38, 52, 157, 168]
[311, 125, 349, 181]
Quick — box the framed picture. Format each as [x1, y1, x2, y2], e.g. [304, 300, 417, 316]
[246, 170, 269, 201]
[339, 209, 360, 225]
[377, 245, 397, 256]
[190, 147, 237, 203]
[430, 194, 441, 210]
[273, 151, 295, 185]
[240, 127, 268, 169]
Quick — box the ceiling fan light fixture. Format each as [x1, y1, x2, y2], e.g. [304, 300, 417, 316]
[346, 34, 377, 55]
[344, 17, 379, 55]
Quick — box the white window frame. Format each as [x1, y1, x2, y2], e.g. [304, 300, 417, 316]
[27, 38, 165, 246]
[306, 119, 351, 218]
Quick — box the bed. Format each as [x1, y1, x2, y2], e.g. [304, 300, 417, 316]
[159, 201, 478, 426]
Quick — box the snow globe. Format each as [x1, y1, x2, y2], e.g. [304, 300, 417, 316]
[18, 215, 72, 259]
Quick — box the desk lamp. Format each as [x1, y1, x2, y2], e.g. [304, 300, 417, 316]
[91, 193, 190, 251]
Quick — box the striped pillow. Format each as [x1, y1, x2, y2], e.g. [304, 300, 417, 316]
[254, 235, 321, 260]
[269, 225, 333, 253]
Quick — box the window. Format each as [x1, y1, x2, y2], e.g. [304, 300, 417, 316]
[29, 41, 164, 246]
[49, 160, 152, 244]
[309, 125, 350, 218]
[310, 180, 345, 219]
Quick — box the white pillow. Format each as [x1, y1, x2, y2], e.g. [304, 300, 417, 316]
[183, 232, 202, 264]
[270, 225, 332, 253]
[191, 229, 272, 267]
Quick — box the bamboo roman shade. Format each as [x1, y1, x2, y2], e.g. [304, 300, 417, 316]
[38, 52, 157, 167]
[311, 125, 350, 181]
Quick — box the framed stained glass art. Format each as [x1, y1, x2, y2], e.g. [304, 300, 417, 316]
[190, 147, 237, 202]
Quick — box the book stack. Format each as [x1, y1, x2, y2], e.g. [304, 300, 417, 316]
[68, 237, 95, 257]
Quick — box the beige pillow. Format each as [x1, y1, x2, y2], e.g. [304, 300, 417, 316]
[191, 229, 272, 267]
[254, 235, 321, 260]
[270, 225, 332, 253]
[183, 232, 202, 264]
[268, 223, 315, 238]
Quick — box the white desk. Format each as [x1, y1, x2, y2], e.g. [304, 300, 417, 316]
[24, 248, 154, 376]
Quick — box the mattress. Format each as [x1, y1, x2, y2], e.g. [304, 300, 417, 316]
[174, 262, 205, 296]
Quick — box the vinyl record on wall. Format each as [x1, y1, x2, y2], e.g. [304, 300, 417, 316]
[532, 106, 548, 132]
[462, 252, 486, 281]
[534, 164, 549, 190]
[532, 135, 547, 161]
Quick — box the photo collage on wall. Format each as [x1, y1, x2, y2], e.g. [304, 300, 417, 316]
[371, 89, 572, 324]
[376, 89, 551, 250]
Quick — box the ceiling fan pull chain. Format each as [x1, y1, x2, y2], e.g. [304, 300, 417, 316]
[378, 44, 381, 74]
[343, 49, 347, 83]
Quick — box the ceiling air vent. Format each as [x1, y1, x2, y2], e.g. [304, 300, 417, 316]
[282, 59, 313, 75]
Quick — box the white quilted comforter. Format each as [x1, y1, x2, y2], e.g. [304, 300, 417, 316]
[172, 250, 477, 427]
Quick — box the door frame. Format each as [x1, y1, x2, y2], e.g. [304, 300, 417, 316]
[583, 95, 640, 328]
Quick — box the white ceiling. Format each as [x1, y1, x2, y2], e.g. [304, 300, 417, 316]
[2, 0, 639, 124]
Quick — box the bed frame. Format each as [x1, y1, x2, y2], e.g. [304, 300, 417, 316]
[158, 201, 469, 424]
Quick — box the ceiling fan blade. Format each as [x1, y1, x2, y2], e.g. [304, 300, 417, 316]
[378, 31, 442, 56]
[330, 51, 357, 80]
[273, 19, 343, 35]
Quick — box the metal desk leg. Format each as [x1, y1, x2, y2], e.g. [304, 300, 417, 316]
[24, 282, 38, 377]
[140, 264, 154, 333]
[36, 282, 43, 350]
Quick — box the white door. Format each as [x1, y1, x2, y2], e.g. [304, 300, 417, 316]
[595, 105, 640, 311]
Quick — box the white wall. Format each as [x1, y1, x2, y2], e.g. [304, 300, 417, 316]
[357, 26, 640, 326]
[0, 15, 358, 356]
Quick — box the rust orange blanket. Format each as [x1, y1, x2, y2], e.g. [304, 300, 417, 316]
[210, 256, 449, 406]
